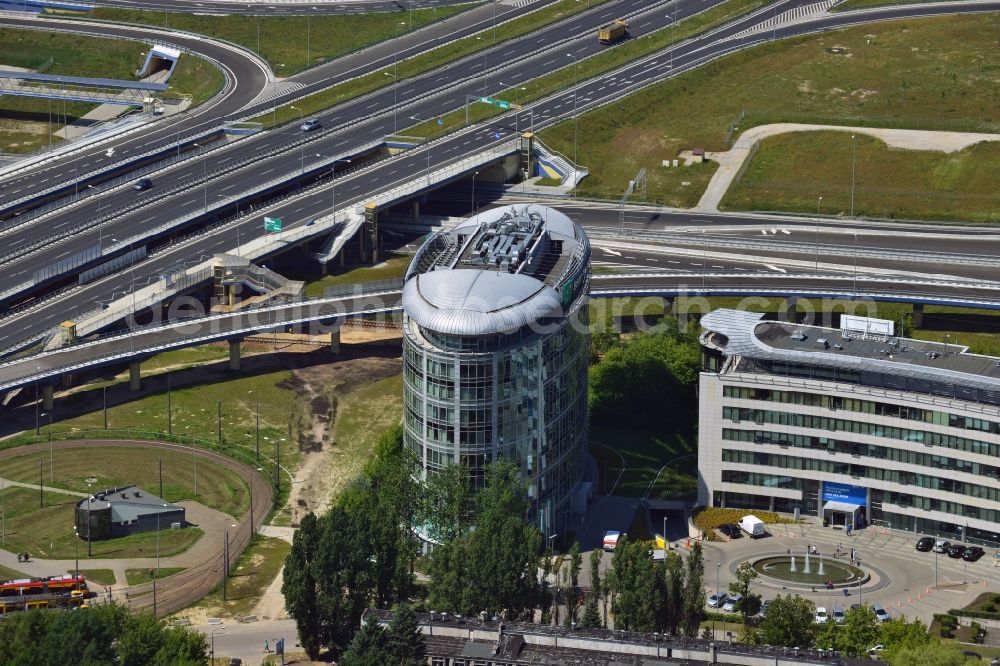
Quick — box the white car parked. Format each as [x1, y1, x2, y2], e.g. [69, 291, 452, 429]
[723, 593, 743, 613]
[815, 606, 829, 624]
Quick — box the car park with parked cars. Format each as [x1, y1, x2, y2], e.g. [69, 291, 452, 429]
[719, 523, 741, 539]
[832, 606, 845, 625]
[964, 546, 985, 562]
[723, 594, 742, 613]
[933, 540, 951, 553]
[873, 604, 890, 623]
[815, 607, 828, 624]
[948, 544, 968, 559]
[916, 536, 935, 552]
[707, 592, 728, 608]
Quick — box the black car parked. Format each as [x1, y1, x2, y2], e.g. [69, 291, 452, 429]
[916, 536, 935, 552]
[948, 544, 967, 559]
[964, 546, 985, 562]
[719, 524, 741, 539]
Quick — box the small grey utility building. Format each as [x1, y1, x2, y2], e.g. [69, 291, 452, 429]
[75, 484, 185, 540]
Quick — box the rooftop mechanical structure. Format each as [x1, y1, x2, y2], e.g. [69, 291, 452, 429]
[402, 204, 591, 538]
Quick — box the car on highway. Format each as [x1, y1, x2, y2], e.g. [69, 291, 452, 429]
[964, 546, 986, 562]
[132, 178, 153, 191]
[873, 603, 890, 623]
[948, 544, 968, 559]
[815, 607, 829, 624]
[707, 592, 728, 608]
[916, 536, 935, 552]
[723, 593, 742, 613]
[832, 606, 845, 625]
[719, 523, 741, 539]
[933, 539, 951, 553]
[301, 117, 321, 131]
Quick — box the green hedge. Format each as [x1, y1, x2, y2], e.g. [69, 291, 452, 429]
[948, 609, 1000, 620]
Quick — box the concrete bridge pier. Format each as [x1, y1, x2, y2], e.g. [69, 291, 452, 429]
[60, 374, 74, 388]
[411, 200, 420, 224]
[912, 303, 924, 328]
[228, 339, 241, 371]
[330, 327, 341, 354]
[129, 361, 141, 391]
[42, 384, 54, 411]
[781, 296, 799, 322]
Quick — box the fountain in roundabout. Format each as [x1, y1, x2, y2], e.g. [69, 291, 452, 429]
[751, 550, 868, 587]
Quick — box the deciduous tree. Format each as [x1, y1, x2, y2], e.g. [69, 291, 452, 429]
[387, 604, 426, 666]
[757, 594, 816, 648]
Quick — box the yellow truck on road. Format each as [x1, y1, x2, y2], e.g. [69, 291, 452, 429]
[598, 19, 628, 44]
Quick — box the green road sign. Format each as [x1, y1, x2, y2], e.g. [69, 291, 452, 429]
[264, 217, 283, 232]
[477, 96, 513, 110]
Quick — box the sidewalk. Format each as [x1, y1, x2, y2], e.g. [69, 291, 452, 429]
[694, 123, 1000, 212]
[698, 517, 1000, 626]
[0, 499, 236, 588]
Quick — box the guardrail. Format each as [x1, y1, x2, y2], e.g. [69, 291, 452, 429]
[0, 29, 234, 181]
[585, 228, 1000, 267]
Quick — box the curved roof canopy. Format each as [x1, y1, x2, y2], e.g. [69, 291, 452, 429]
[403, 270, 563, 336]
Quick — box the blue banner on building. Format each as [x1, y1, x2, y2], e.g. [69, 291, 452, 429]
[822, 482, 867, 505]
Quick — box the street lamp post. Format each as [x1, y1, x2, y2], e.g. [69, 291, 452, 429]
[815, 211, 820, 272]
[471, 170, 480, 216]
[850, 134, 857, 217]
[87, 184, 104, 250]
[853, 232, 858, 294]
[566, 53, 580, 176]
[210, 627, 226, 663]
[318, 155, 352, 225]
[192, 142, 208, 212]
[40, 411, 54, 482]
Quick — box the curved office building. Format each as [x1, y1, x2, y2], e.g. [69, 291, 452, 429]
[698, 308, 1000, 548]
[402, 204, 591, 537]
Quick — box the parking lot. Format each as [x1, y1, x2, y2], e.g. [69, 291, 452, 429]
[696, 517, 1000, 626]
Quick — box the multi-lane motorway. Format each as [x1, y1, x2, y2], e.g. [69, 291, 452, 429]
[0, 0, 550, 207]
[2, 0, 999, 375]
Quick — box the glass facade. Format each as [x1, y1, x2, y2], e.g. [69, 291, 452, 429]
[403, 303, 589, 535]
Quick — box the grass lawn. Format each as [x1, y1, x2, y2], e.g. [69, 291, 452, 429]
[0, 487, 202, 560]
[124, 567, 185, 586]
[0, 564, 29, 581]
[193, 535, 289, 618]
[3, 359, 304, 494]
[299, 255, 410, 297]
[721, 131, 1000, 222]
[250, 0, 613, 128]
[540, 13, 1000, 206]
[0, 28, 223, 152]
[75, 569, 116, 586]
[962, 592, 1000, 614]
[406, 0, 769, 206]
[589, 425, 696, 499]
[138, 346, 230, 373]
[0, 446, 249, 519]
[87, 5, 472, 77]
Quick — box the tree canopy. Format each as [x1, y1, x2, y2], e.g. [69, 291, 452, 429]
[426, 461, 542, 619]
[283, 425, 418, 659]
[0, 604, 206, 666]
[589, 326, 701, 431]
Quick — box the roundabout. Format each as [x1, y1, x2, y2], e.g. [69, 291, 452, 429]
[752, 554, 869, 589]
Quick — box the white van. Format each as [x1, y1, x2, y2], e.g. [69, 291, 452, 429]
[738, 515, 767, 538]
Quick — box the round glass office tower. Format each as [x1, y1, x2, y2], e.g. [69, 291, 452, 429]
[402, 204, 591, 537]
